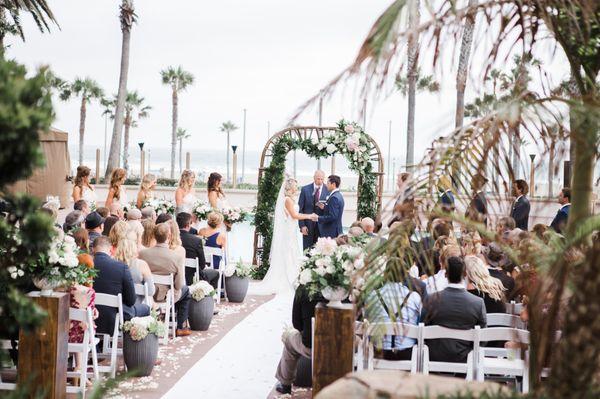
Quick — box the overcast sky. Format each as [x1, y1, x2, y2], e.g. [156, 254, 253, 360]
[6, 0, 568, 169]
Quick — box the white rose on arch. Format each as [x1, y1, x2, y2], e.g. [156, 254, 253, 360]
[326, 143, 337, 155]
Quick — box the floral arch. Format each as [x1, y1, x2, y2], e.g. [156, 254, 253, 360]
[252, 120, 384, 278]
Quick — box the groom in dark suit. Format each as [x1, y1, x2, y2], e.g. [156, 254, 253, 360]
[317, 175, 345, 238]
[298, 170, 329, 250]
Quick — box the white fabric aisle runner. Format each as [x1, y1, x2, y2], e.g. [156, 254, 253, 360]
[162, 292, 293, 399]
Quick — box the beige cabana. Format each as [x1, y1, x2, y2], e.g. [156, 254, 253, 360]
[7, 128, 71, 208]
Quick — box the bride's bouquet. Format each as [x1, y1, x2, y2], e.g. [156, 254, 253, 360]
[193, 200, 213, 221]
[298, 238, 366, 302]
[220, 205, 249, 226]
[143, 198, 175, 215]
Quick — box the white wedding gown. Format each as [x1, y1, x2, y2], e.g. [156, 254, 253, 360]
[249, 183, 302, 296]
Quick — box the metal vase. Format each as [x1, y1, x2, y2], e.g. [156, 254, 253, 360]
[123, 333, 159, 377]
[224, 275, 249, 303]
[188, 296, 215, 331]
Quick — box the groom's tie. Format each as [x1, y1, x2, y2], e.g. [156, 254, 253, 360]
[314, 186, 320, 204]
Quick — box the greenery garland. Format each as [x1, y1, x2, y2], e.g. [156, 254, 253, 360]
[253, 120, 379, 279]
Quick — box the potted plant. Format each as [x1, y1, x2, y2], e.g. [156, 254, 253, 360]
[122, 311, 165, 377]
[223, 260, 253, 302]
[188, 279, 216, 331]
[298, 237, 366, 308]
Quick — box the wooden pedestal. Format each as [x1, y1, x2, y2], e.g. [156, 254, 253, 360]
[312, 302, 355, 395]
[18, 292, 69, 399]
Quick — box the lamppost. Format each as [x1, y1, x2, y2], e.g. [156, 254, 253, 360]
[529, 153, 536, 197]
[232, 145, 238, 189]
[241, 109, 247, 184]
[138, 142, 145, 178]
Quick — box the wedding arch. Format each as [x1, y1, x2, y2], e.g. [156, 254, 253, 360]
[252, 120, 384, 278]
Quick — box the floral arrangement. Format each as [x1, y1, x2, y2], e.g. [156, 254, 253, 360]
[220, 205, 249, 225]
[193, 200, 213, 221]
[224, 259, 254, 279]
[313, 121, 372, 170]
[298, 237, 367, 299]
[122, 201, 137, 217]
[143, 198, 175, 215]
[189, 280, 216, 301]
[122, 311, 166, 341]
[27, 231, 96, 286]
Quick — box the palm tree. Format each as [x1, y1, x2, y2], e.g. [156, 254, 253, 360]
[454, 0, 477, 131]
[0, 0, 57, 47]
[219, 121, 238, 183]
[105, 0, 136, 179]
[59, 78, 104, 166]
[405, 0, 420, 171]
[160, 66, 194, 179]
[122, 91, 151, 173]
[176, 127, 191, 173]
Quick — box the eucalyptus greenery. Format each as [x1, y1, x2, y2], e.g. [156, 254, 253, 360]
[253, 120, 379, 279]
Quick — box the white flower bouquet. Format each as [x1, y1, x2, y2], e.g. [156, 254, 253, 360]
[123, 311, 166, 341]
[224, 259, 254, 279]
[193, 200, 213, 221]
[220, 205, 249, 225]
[144, 198, 175, 215]
[189, 280, 216, 301]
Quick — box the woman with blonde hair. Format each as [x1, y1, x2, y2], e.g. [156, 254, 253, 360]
[72, 165, 97, 205]
[141, 219, 156, 249]
[175, 169, 197, 214]
[108, 220, 129, 249]
[115, 231, 155, 306]
[105, 168, 127, 208]
[166, 219, 186, 260]
[199, 211, 227, 269]
[137, 173, 156, 209]
[464, 255, 506, 313]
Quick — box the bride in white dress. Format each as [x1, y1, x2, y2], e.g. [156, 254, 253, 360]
[175, 170, 197, 214]
[250, 177, 317, 295]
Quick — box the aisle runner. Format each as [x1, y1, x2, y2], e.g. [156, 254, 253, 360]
[163, 292, 294, 399]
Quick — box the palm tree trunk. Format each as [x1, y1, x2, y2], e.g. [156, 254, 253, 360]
[179, 138, 183, 173]
[105, 0, 134, 179]
[226, 132, 230, 183]
[170, 87, 177, 179]
[78, 98, 87, 166]
[123, 113, 131, 173]
[405, 0, 420, 172]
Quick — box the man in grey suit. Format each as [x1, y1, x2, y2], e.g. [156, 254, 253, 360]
[421, 256, 487, 363]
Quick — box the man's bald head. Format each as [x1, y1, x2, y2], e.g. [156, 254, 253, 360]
[361, 217, 375, 233]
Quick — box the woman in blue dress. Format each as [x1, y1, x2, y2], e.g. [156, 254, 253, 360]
[199, 211, 227, 269]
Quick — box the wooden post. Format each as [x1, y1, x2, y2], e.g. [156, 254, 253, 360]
[18, 292, 69, 399]
[186, 152, 191, 170]
[529, 154, 536, 197]
[140, 150, 145, 178]
[312, 303, 355, 395]
[95, 148, 100, 184]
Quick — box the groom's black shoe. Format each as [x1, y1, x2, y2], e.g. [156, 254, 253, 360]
[275, 382, 292, 394]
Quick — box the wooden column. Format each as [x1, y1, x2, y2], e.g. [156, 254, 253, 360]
[18, 292, 69, 399]
[312, 303, 355, 395]
[140, 150, 146, 178]
[186, 151, 191, 170]
[95, 149, 101, 184]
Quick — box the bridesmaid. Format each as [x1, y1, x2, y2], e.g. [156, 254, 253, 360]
[175, 169, 197, 214]
[198, 212, 227, 269]
[105, 168, 127, 208]
[137, 173, 156, 209]
[207, 172, 226, 209]
[72, 166, 97, 206]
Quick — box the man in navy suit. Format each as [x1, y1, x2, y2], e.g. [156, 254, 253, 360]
[550, 187, 571, 234]
[298, 170, 329, 250]
[510, 179, 531, 230]
[466, 176, 488, 227]
[316, 175, 345, 238]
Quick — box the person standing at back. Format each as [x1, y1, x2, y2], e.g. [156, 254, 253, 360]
[510, 179, 530, 230]
[298, 170, 328, 250]
[550, 187, 571, 234]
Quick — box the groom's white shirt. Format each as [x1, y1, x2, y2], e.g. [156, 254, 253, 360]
[326, 188, 339, 202]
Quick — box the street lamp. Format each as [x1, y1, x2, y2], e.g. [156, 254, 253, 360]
[232, 145, 239, 189]
[138, 142, 145, 178]
[529, 153, 536, 197]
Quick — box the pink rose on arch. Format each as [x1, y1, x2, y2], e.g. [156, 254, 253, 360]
[345, 136, 359, 152]
[344, 124, 355, 134]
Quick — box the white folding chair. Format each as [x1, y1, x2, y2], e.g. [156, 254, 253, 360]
[505, 301, 524, 315]
[67, 307, 99, 398]
[476, 327, 530, 393]
[421, 325, 479, 380]
[185, 258, 200, 283]
[364, 321, 421, 374]
[94, 293, 123, 378]
[354, 321, 364, 371]
[0, 340, 16, 391]
[487, 313, 526, 329]
[134, 282, 152, 306]
[152, 273, 176, 344]
[204, 247, 225, 303]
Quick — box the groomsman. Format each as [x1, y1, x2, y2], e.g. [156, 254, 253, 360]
[550, 187, 571, 234]
[298, 170, 328, 250]
[317, 175, 345, 238]
[510, 179, 531, 230]
[466, 176, 488, 226]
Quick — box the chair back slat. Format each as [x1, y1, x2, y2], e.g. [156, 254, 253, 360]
[95, 293, 120, 308]
[152, 274, 174, 286]
[69, 308, 87, 322]
[134, 283, 147, 296]
[487, 313, 526, 329]
[365, 322, 420, 339]
[184, 258, 199, 268]
[479, 327, 530, 344]
[422, 325, 479, 341]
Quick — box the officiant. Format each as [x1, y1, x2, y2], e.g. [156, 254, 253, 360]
[298, 170, 328, 250]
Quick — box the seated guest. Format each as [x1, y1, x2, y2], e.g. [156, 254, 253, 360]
[41, 203, 62, 229]
[102, 215, 119, 237]
[166, 219, 186, 261]
[156, 212, 172, 224]
[348, 226, 364, 238]
[421, 256, 487, 362]
[92, 236, 149, 335]
[360, 217, 376, 237]
[139, 223, 191, 337]
[141, 219, 156, 249]
[109, 202, 124, 220]
[483, 242, 515, 299]
[126, 209, 144, 240]
[73, 199, 90, 216]
[63, 210, 85, 233]
[72, 228, 90, 253]
[496, 216, 516, 242]
[550, 188, 570, 234]
[424, 244, 461, 293]
[85, 211, 104, 245]
[108, 220, 129, 249]
[464, 255, 506, 313]
[274, 285, 325, 395]
[115, 231, 155, 307]
[96, 206, 109, 219]
[177, 212, 219, 288]
[199, 212, 227, 269]
[531, 223, 549, 241]
[141, 206, 157, 221]
[127, 208, 142, 223]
